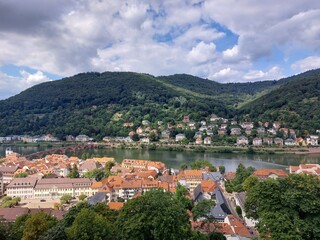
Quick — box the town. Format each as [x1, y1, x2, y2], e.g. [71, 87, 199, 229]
[0, 114, 319, 148]
[0, 147, 319, 239]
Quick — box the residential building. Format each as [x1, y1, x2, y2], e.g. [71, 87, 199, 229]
[161, 130, 170, 139]
[253, 137, 262, 146]
[240, 122, 253, 129]
[204, 137, 212, 145]
[175, 133, 186, 142]
[195, 137, 203, 145]
[284, 138, 295, 146]
[209, 187, 232, 222]
[209, 114, 219, 122]
[253, 169, 288, 180]
[236, 136, 248, 145]
[183, 115, 190, 123]
[306, 135, 319, 146]
[177, 170, 203, 192]
[263, 137, 273, 145]
[230, 128, 241, 136]
[33, 178, 92, 199]
[257, 127, 265, 135]
[75, 134, 92, 142]
[289, 164, 320, 176]
[274, 137, 283, 145]
[218, 128, 226, 136]
[0, 165, 19, 184]
[6, 177, 38, 199]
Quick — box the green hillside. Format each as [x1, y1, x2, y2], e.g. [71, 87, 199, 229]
[0, 69, 319, 139]
[0, 72, 232, 139]
[240, 69, 320, 133]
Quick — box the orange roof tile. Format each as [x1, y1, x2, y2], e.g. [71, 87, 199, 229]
[108, 202, 124, 210]
[253, 169, 288, 178]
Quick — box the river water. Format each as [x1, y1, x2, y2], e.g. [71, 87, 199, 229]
[2, 146, 320, 172]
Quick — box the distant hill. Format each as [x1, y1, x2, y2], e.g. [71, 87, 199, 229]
[0, 69, 319, 139]
[0, 72, 232, 139]
[240, 69, 320, 133]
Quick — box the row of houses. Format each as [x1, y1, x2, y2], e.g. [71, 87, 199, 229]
[236, 135, 319, 146]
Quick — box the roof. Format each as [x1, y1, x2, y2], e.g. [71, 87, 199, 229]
[29, 208, 64, 220]
[91, 181, 103, 189]
[201, 180, 217, 192]
[227, 215, 252, 237]
[88, 192, 108, 205]
[0, 208, 29, 222]
[7, 177, 38, 188]
[253, 169, 288, 178]
[209, 187, 231, 220]
[225, 172, 236, 180]
[178, 170, 203, 180]
[108, 202, 124, 210]
[0, 165, 19, 173]
[235, 192, 246, 209]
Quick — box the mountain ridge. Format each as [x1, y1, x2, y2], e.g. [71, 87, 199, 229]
[0, 69, 319, 138]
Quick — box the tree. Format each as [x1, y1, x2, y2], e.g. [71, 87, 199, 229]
[191, 160, 215, 172]
[175, 183, 193, 210]
[60, 194, 73, 204]
[131, 133, 140, 142]
[66, 208, 114, 240]
[116, 189, 192, 240]
[242, 175, 259, 192]
[84, 169, 105, 181]
[180, 163, 188, 170]
[78, 194, 87, 201]
[22, 212, 57, 240]
[218, 166, 225, 174]
[39, 222, 67, 240]
[68, 164, 79, 178]
[192, 200, 217, 239]
[14, 172, 28, 178]
[235, 205, 242, 217]
[10, 213, 30, 240]
[105, 161, 115, 172]
[245, 174, 320, 240]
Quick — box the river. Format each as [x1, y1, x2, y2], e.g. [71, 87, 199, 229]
[1, 146, 320, 172]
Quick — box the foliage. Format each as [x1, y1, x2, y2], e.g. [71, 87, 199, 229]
[78, 194, 87, 201]
[240, 69, 320, 134]
[242, 175, 259, 192]
[66, 208, 114, 240]
[14, 172, 28, 178]
[39, 222, 67, 240]
[116, 189, 192, 240]
[84, 169, 105, 181]
[235, 205, 242, 217]
[218, 165, 225, 174]
[0, 196, 21, 208]
[22, 212, 57, 240]
[191, 159, 215, 172]
[104, 161, 115, 172]
[60, 194, 73, 204]
[175, 183, 193, 210]
[10, 213, 30, 240]
[68, 165, 79, 178]
[227, 163, 254, 193]
[245, 174, 320, 239]
[180, 163, 188, 170]
[192, 199, 215, 221]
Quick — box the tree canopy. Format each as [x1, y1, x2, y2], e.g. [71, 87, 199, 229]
[245, 174, 320, 240]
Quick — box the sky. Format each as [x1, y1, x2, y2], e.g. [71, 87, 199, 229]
[0, 0, 320, 99]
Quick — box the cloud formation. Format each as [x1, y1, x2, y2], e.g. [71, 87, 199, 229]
[0, 0, 319, 98]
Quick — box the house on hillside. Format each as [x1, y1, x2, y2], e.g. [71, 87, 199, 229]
[253, 137, 262, 146]
[175, 134, 186, 142]
[253, 169, 288, 180]
[237, 136, 248, 145]
[284, 138, 295, 146]
[274, 138, 283, 146]
[204, 137, 212, 145]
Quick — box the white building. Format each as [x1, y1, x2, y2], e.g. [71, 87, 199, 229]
[175, 134, 186, 142]
[6, 178, 38, 199]
[306, 135, 319, 146]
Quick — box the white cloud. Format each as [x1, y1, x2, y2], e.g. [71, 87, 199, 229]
[244, 66, 283, 81]
[187, 42, 216, 64]
[0, 70, 51, 99]
[291, 56, 320, 73]
[0, 0, 319, 98]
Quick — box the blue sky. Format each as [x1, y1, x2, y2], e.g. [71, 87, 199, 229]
[0, 0, 320, 99]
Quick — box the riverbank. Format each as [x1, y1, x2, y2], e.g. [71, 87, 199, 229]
[1, 141, 319, 155]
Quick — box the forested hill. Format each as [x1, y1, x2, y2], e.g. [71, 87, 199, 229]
[0, 69, 319, 139]
[0, 72, 232, 139]
[240, 69, 320, 133]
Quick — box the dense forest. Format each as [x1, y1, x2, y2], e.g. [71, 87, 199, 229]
[240, 69, 320, 133]
[0, 69, 319, 139]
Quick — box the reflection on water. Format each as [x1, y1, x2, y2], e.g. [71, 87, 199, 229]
[1, 146, 320, 172]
